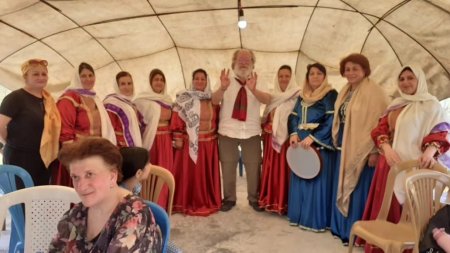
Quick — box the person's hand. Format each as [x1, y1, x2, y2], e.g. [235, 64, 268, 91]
[299, 136, 314, 149]
[173, 139, 183, 149]
[220, 69, 230, 91]
[381, 143, 401, 167]
[420, 145, 437, 168]
[246, 72, 258, 92]
[289, 134, 300, 148]
[367, 153, 379, 167]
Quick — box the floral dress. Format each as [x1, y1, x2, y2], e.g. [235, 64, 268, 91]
[49, 194, 162, 253]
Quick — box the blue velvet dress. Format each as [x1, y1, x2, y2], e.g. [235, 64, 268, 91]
[287, 90, 337, 231]
[330, 96, 375, 244]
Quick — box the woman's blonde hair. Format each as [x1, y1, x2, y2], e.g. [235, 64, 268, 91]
[21, 59, 48, 76]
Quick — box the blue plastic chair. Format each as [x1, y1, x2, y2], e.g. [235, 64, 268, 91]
[0, 164, 34, 253]
[145, 200, 170, 253]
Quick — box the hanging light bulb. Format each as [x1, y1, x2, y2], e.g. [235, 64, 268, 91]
[237, 1, 247, 29]
[238, 12, 247, 29]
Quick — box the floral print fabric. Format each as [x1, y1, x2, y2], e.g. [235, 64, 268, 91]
[49, 194, 162, 253]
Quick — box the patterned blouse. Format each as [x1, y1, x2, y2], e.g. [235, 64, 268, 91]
[49, 194, 162, 253]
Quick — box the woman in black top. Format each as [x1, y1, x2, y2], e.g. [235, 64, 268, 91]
[0, 59, 61, 186]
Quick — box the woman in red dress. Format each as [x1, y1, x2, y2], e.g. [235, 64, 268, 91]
[103, 71, 145, 148]
[359, 65, 450, 252]
[171, 68, 222, 216]
[53, 62, 116, 186]
[258, 65, 300, 214]
[134, 68, 173, 210]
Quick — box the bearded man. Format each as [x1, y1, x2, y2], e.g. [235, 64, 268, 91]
[212, 49, 272, 212]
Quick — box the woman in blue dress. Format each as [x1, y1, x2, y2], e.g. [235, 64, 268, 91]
[330, 53, 389, 245]
[287, 63, 337, 231]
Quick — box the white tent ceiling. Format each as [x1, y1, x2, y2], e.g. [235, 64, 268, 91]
[0, 0, 449, 100]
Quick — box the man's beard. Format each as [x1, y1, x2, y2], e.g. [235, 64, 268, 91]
[234, 66, 252, 80]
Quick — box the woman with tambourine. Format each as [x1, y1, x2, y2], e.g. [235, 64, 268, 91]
[287, 63, 337, 231]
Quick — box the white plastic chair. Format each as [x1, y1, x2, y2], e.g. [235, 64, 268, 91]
[0, 185, 80, 253]
[405, 169, 450, 253]
[348, 160, 449, 253]
[141, 165, 175, 216]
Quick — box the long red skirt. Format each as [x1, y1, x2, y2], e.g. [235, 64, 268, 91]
[357, 155, 403, 252]
[149, 126, 174, 212]
[258, 133, 290, 214]
[172, 134, 221, 216]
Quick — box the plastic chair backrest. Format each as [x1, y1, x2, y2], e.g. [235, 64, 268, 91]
[347, 160, 446, 253]
[141, 165, 175, 216]
[0, 165, 34, 193]
[375, 160, 417, 222]
[0, 164, 34, 253]
[0, 185, 80, 253]
[145, 200, 170, 253]
[405, 167, 450, 251]
[377, 160, 448, 222]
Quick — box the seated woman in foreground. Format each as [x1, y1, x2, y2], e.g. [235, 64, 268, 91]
[49, 137, 162, 253]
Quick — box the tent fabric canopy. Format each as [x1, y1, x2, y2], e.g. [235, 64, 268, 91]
[0, 0, 449, 100]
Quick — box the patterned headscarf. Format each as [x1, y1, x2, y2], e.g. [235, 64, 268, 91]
[173, 69, 212, 162]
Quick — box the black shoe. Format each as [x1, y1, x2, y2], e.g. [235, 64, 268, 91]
[220, 201, 236, 212]
[249, 201, 264, 212]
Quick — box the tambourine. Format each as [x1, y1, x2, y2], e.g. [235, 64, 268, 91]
[286, 146, 322, 179]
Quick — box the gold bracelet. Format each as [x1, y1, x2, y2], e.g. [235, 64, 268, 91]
[425, 141, 442, 155]
[377, 135, 390, 147]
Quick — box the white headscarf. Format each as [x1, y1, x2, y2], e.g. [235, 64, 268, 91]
[104, 75, 143, 147]
[64, 66, 117, 145]
[173, 72, 212, 162]
[262, 67, 300, 152]
[390, 65, 450, 203]
[112, 74, 134, 100]
[134, 72, 173, 150]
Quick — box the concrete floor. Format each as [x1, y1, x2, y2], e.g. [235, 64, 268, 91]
[170, 175, 365, 253]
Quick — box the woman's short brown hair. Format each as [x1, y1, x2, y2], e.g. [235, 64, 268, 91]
[58, 137, 123, 181]
[339, 53, 371, 77]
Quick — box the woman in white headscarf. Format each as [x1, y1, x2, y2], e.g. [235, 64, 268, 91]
[359, 65, 450, 252]
[258, 65, 300, 214]
[170, 68, 221, 216]
[53, 62, 116, 186]
[287, 63, 337, 231]
[134, 68, 173, 210]
[103, 71, 145, 148]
